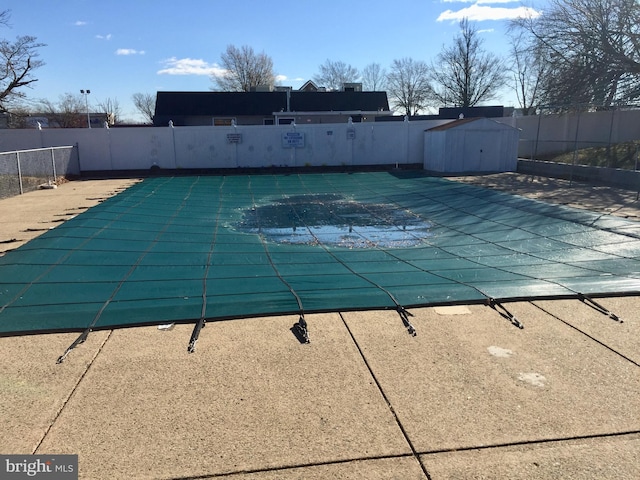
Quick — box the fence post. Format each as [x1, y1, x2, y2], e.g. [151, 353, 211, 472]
[530, 139, 534, 161]
[51, 147, 57, 183]
[16, 151, 23, 194]
[170, 121, 177, 168]
[404, 115, 410, 166]
[75, 142, 82, 174]
[569, 111, 582, 187]
[534, 113, 542, 160]
[634, 144, 640, 201]
[607, 108, 616, 168]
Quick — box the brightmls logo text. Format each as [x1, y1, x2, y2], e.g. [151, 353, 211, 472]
[1, 455, 77, 479]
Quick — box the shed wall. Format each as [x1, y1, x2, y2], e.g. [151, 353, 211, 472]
[423, 120, 519, 173]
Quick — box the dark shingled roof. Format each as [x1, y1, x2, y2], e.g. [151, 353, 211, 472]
[438, 106, 505, 119]
[155, 91, 287, 117]
[154, 91, 390, 121]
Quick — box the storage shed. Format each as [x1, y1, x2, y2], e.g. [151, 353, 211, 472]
[424, 117, 519, 173]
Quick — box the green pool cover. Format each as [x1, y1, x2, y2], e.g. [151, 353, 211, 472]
[1, 171, 640, 338]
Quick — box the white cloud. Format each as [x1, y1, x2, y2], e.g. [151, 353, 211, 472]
[276, 74, 307, 83]
[74, 21, 87, 26]
[477, 28, 495, 33]
[437, 4, 541, 21]
[157, 57, 226, 76]
[96, 34, 112, 40]
[442, 0, 521, 3]
[116, 48, 146, 56]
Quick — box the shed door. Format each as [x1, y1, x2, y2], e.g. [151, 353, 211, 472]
[463, 131, 501, 171]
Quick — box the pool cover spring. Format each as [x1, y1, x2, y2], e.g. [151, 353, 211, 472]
[1, 171, 640, 337]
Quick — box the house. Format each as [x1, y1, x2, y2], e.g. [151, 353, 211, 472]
[298, 80, 325, 92]
[153, 85, 391, 126]
[375, 105, 512, 122]
[1, 112, 113, 129]
[437, 106, 509, 119]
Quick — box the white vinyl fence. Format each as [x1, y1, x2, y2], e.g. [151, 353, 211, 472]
[0, 120, 449, 173]
[1, 109, 639, 182]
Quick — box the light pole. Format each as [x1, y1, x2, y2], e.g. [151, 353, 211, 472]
[80, 89, 91, 128]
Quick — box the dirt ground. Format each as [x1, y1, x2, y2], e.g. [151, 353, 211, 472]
[454, 172, 640, 220]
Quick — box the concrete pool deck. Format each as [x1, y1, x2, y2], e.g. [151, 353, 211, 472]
[1, 172, 639, 479]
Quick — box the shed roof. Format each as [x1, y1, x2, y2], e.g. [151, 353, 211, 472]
[425, 117, 517, 132]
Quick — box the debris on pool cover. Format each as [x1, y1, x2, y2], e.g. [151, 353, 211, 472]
[236, 194, 433, 248]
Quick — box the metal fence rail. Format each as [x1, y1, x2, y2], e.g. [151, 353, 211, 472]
[0, 145, 78, 199]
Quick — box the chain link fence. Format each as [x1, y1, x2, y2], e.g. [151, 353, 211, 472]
[516, 107, 640, 169]
[519, 139, 640, 170]
[0, 145, 79, 200]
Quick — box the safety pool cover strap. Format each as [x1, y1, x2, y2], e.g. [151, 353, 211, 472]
[1, 171, 639, 336]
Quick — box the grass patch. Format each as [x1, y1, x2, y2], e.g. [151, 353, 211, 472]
[551, 141, 640, 170]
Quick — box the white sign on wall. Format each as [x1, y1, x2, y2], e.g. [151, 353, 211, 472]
[226, 133, 242, 144]
[282, 132, 305, 148]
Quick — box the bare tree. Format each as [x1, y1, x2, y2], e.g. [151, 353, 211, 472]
[0, 10, 45, 113]
[513, 0, 640, 109]
[0, 102, 35, 128]
[386, 58, 433, 116]
[132, 92, 155, 123]
[430, 19, 506, 107]
[39, 93, 86, 128]
[313, 60, 359, 91]
[507, 29, 547, 114]
[213, 45, 275, 92]
[362, 63, 387, 91]
[96, 97, 122, 125]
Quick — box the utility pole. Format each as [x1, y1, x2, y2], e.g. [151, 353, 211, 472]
[80, 89, 91, 128]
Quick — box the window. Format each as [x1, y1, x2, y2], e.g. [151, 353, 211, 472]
[213, 118, 235, 126]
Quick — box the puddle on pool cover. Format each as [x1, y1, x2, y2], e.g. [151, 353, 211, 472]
[236, 194, 432, 248]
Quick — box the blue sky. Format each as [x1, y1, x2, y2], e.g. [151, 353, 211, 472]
[5, 0, 543, 122]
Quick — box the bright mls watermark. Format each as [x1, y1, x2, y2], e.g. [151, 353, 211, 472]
[1, 455, 77, 479]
